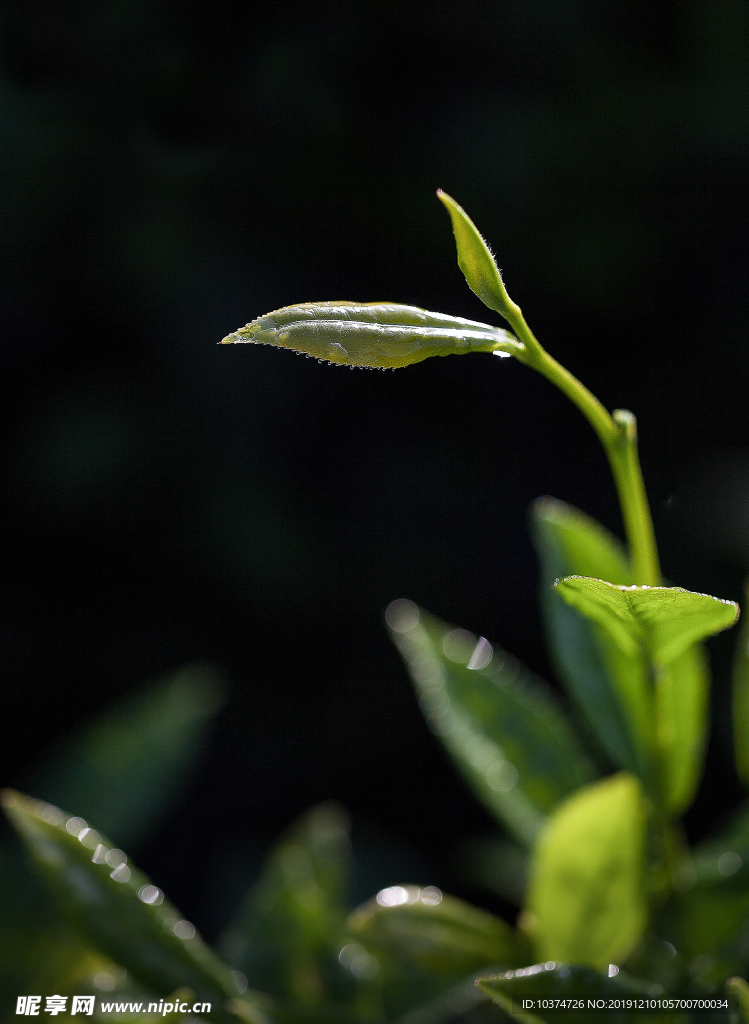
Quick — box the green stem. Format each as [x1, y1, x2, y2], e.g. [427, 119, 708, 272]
[506, 308, 661, 586]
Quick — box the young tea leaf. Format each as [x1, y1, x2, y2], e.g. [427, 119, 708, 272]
[554, 577, 739, 666]
[525, 773, 647, 968]
[221, 302, 521, 368]
[530, 498, 642, 776]
[217, 803, 353, 1007]
[532, 500, 712, 814]
[436, 191, 519, 320]
[386, 601, 598, 848]
[1, 790, 247, 1024]
[655, 644, 710, 815]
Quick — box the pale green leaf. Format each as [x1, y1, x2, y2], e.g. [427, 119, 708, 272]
[436, 191, 518, 319]
[656, 644, 710, 815]
[530, 498, 641, 775]
[1, 790, 247, 1023]
[386, 601, 597, 848]
[554, 577, 739, 665]
[532, 499, 712, 814]
[221, 302, 521, 368]
[525, 773, 647, 968]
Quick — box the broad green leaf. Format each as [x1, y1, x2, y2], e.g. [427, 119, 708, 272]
[477, 962, 651, 1021]
[525, 774, 647, 968]
[436, 191, 518, 320]
[26, 663, 226, 850]
[531, 499, 640, 776]
[555, 577, 739, 666]
[733, 580, 749, 788]
[217, 803, 354, 1008]
[221, 302, 521, 368]
[532, 499, 712, 814]
[655, 644, 710, 815]
[386, 600, 597, 848]
[1, 790, 248, 1024]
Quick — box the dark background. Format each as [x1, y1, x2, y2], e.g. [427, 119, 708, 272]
[1, 0, 749, 937]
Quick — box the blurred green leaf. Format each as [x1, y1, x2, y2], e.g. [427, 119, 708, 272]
[530, 498, 640, 775]
[347, 886, 529, 976]
[386, 601, 597, 848]
[727, 977, 749, 1024]
[525, 773, 647, 968]
[346, 885, 530, 1016]
[218, 803, 354, 1008]
[436, 191, 518, 320]
[26, 663, 227, 850]
[667, 807, 749, 963]
[733, 581, 749, 789]
[1, 790, 247, 1023]
[476, 962, 651, 1021]
[554, 578, 738, 666]
[221, 302, 520, 368]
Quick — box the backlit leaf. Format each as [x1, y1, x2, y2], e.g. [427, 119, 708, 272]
[436, 191, 518, 319]
[530, 498, 640, 776]
[525, 774, 647, 968]
[1, 790, 248, 1024]
[554, 577, 738, 665]
[221, 302, 521, 368]
[532, 499, 713, 814]
[386, 601, 597, 848]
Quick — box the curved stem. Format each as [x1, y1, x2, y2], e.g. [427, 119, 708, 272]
[508, 309, 662, 586]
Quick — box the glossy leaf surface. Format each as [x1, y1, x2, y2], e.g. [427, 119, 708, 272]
[218, 803, 354, 1007]
[221, 302, 521, 368]
[655, 643, 710, 814]
[555, 577, 739, 665]
[386, 600, 597, 847]
[436, 191, 517, 319]
[1, 790, 247, 1023]
[26, 663, 226, 850]
[530, 498, 639, 774]
[525, 774, 646, 968]
[532, 499, 713, 813]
